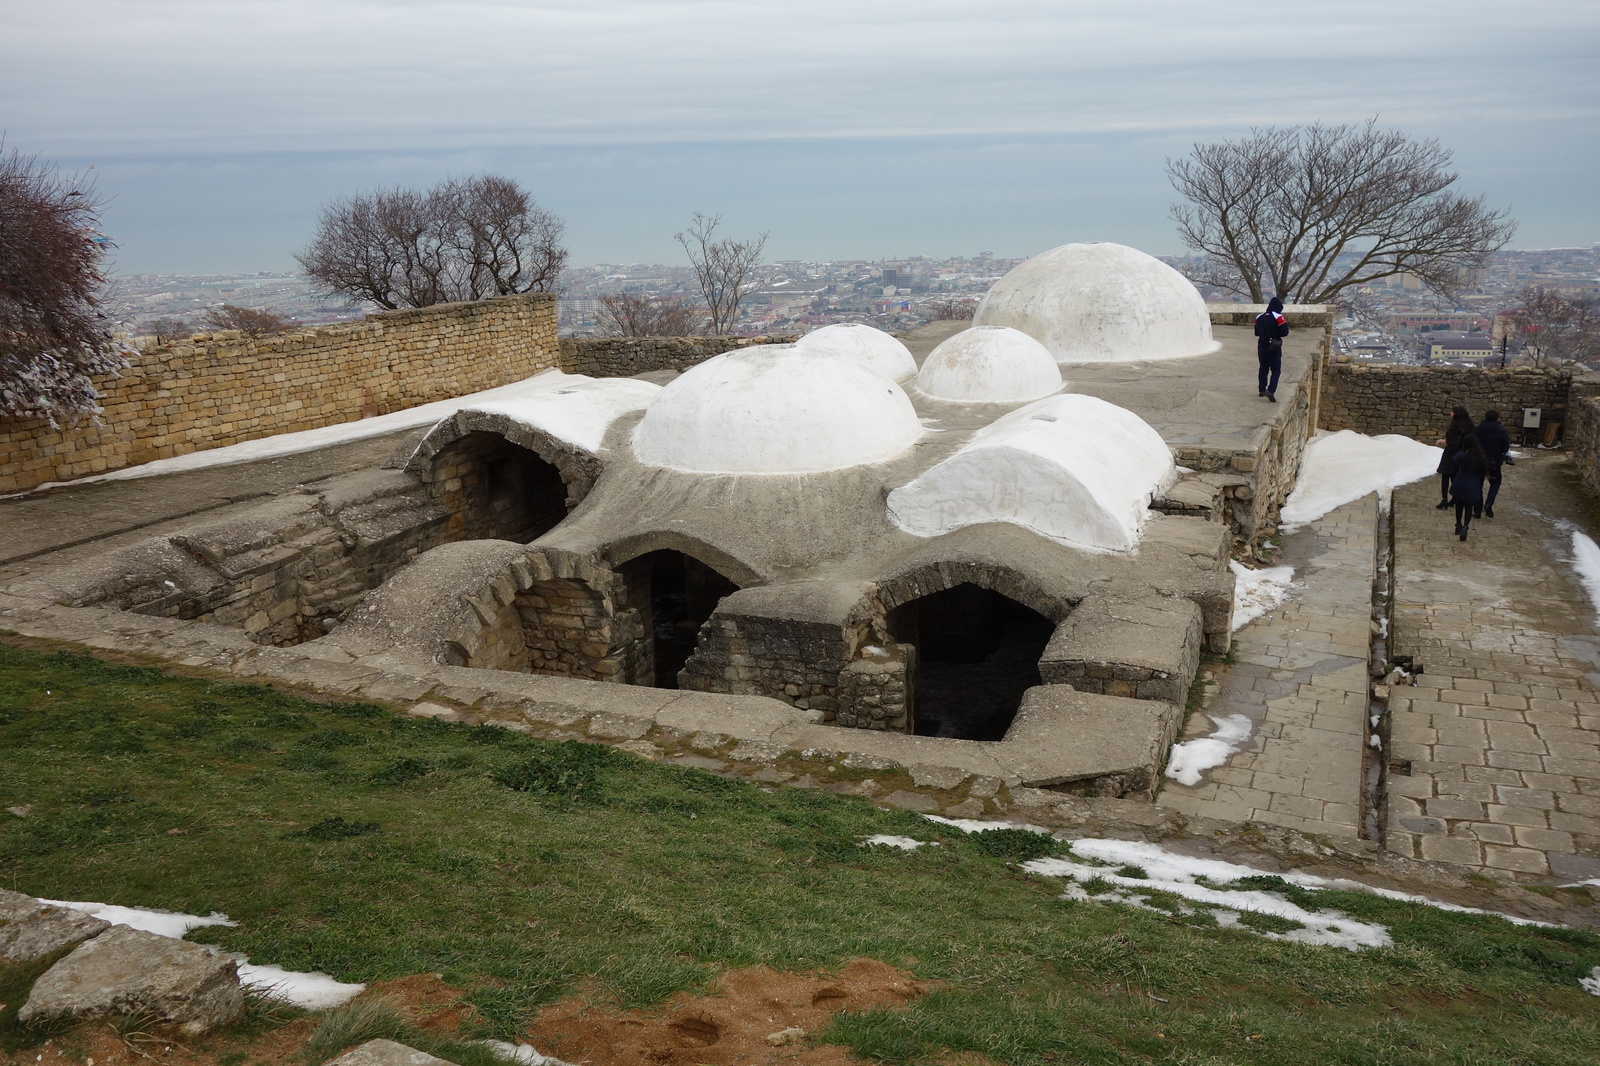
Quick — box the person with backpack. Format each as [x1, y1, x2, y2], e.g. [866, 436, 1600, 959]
[1450, 432, 1490, 541]
[1254, 297, 1289, 402]
[1434, 405, 1475, 510]
[1474, 409, 1512, 518]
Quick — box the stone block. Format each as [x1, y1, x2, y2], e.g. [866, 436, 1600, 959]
[327, 1040, 458, 1066]
[0, 891, 111, 963]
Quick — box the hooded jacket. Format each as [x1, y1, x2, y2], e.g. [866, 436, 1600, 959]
[1254, 297, 1289, 354]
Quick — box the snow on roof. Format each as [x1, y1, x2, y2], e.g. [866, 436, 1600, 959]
[886, 393, 1175, 552]
[457, 376, 661, 454]
[915, 325, 1063, 403]
[974, 242, 1220, 364]
[632, 344, 923, 474]
[794, 322, 918, 382]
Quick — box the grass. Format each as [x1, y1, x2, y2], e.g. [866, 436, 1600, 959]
[2, 641, 1600, 1066]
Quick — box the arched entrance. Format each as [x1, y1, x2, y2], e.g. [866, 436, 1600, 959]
[618, 549, 740, 689]
[429, 431, 570, 542]
[887, 582, 1055, 740]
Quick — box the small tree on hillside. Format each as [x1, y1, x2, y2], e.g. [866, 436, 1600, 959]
[1168, 118, 1515, 303]
[0, 146, 130, 424]
[675, 212, 767, 334]
[1511, 287, 1597, 368]
[147, 317, 193, 345]
[202, 304, 289, 337]
[297, 175, 567, 310]
[596, 293, 702, 337]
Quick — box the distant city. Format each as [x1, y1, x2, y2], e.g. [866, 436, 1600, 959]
[115, 244, 1600, 369]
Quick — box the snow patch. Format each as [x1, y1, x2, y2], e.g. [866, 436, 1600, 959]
[1568, 530, 1600, 627]
[1280, 430, 1442, 529]
[863, 835, 932, 850]
[1230, 560, 1296, 630]
[480, 1040, 575, 1066]
[39, 899, 234, 938]
[1583, 967, 1600, 996]
[924, 815, 1052, 834]
[1164, 713, 1253, 786]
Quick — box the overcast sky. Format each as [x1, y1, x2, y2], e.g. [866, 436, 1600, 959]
[4, 0, 1597, 274]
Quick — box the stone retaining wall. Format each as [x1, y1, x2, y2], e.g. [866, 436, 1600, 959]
[0, 294, 558, 495]
[1568, 395, 1600, 501]
[558, 335, 799, 378]
[1320, 364, 1572, 443]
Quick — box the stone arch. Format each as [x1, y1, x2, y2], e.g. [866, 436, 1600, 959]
[406, 410, 603, 543]
[872, 560, 1066, 625]
[601, 531, 764, 591]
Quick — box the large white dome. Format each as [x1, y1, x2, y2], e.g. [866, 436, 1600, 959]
[974, 242, 1219, 364]
[915, 326, 1063, 404]
[794, 323, 917, 382]
[631, 345, 922, 474]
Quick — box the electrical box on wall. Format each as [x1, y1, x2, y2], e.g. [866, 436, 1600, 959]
[1523, 408, 1542, 429]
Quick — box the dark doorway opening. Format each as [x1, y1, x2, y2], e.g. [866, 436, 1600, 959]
[888, 583, 1054, 741]
[623, 550, 739, 689]
[439, 432, 569, 543]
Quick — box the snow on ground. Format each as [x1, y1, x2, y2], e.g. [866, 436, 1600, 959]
[15, 370, 600, 494]
[925, 815, 1051, 834]
[1568, 530, 1600, 627]
[863, 834, 933, 850]
[1280, 430, 1442, 529]
[40, 899, 365, 1008]
[1164, 713, 1254, 786]
[1230, 560, 1296, 630]
[479, 1041, 574, 1066]
[1583, 967, 1600, 996]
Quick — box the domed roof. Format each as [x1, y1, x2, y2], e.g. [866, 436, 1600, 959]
[631, 345, 922, 474]
[794, 323, 918, 382]
[973, 242, 1219, 364]
[915, 326, 1063, 404]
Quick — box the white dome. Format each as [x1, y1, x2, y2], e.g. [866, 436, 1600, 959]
[631, 345, 922, 474]
[915, 326, 1063, 404]
[794, 323, 917, 382]
[974, 242, 1219, 364]
[886, 394, 1175, 553]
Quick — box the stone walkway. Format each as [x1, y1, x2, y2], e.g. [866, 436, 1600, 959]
[1386, 451, 1600, 881]
[1157, 495, 1377, 837]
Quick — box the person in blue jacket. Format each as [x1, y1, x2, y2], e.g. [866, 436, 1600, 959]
[1254, 297, 1289, 402]
[1451, 432, 1490, 541]
[1474, 410, 1512, 518]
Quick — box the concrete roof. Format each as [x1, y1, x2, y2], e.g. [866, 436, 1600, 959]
[913, 325, 1062, 404]
[793, 322, 918, 382]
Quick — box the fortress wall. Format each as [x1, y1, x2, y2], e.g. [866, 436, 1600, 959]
[0, 294, 558, 495]
[558, 334, 799, 378]
[1319, 364, 1572, 443]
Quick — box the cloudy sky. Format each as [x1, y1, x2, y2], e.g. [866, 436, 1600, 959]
[4, 0, 1597, 273]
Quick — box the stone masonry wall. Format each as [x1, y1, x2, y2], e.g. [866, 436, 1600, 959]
[1568, 395, 1600, 501]
[0, 294, 558, 495]
[681, 612, 853, 718]
[1320, 364, 1572, 443]
[558, 335, 798, 378]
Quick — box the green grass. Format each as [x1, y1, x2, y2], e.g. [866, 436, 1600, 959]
[2, 642, 1599, 1066]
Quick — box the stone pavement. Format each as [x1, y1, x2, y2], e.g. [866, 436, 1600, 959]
[1386, 451, 1600, 881]
[1157, 495, 1377, 837]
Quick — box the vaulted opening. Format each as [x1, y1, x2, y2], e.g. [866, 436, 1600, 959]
[431, 432, 569, 542]
[619, 549, 740, 689]
[887, 582, 1054, 740]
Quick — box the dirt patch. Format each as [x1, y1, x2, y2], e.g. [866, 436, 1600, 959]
[366, 973, 477, 1035]
[526, 957, 929, 1066]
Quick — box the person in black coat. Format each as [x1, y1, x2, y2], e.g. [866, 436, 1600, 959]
[1474, 410, 1512, 518]
[1451, 432, 1489, 541]
[1434, 405, 1475, 509]
[1254, 296, 1289, 402]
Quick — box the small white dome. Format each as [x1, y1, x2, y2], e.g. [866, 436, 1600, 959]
[974, 242, 1219, 364]
[631, 345, 922, 474]
[795, 323, 917, 382]
[915, 326, 1063, 404]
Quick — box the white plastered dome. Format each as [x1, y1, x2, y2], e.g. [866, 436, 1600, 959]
[974, 242, 1219, 364]
[915, 326, 1063, 404]
[631, 344, 922, 474]
[794, 322, 918, 382]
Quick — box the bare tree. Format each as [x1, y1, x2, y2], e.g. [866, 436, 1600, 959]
[1168, 119, 1515, 303]
[297, 175, 566, 310]
[202, 304, 289, 337]
[147, 317, 193, 345]
[929, 299, 978, 320]
[675, 212, 768, 334]
[0, 145, 130, 424]
[1510, 287, 1597, 368]
[596, 293, 703, 337]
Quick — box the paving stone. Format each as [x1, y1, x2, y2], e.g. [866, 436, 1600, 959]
[881, 790, 940, 812]
[1482, 845, 1549, 873]
[1418, 835, 1482, 865]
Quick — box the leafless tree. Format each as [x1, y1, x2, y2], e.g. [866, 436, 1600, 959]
[929, 299, 977, 320]
[297, 175, 566, 310]
[0, 145, 130, 424]
[147, 317, 193, 345]
[1168, 119, 1515, 304]
[675, 212, 768, 334]
[1510, 287, 1597, 368]
[596, 293, 703, 337]
[202, 304, 289, 337]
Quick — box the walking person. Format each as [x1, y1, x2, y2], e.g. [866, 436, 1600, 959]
[1451, 432, 1490, 542]
[1475, 409, 1512, 518]
[1434, 405, 1475, 510]
[1254, 297, 1289, 402]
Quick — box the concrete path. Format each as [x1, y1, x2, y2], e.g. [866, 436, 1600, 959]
[1386, 451, 1600, 881]
[1157, 495, 1377, 837]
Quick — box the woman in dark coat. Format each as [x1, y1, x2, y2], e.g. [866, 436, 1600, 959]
[1435, 405, 1475, 509]
[1451, 432, 1489, 541]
